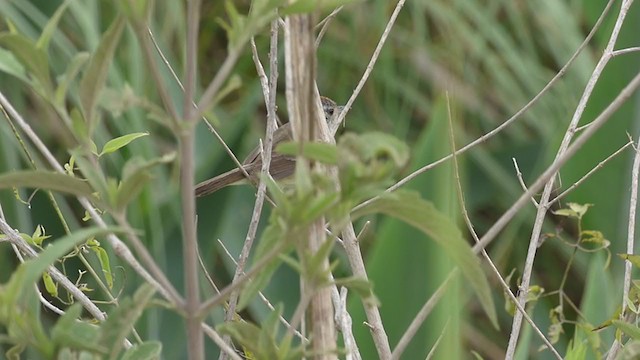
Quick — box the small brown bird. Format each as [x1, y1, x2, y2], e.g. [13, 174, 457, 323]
[195, 97, 340, 197]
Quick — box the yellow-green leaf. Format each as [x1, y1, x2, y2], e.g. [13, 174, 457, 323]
[99, 132, 149, 156]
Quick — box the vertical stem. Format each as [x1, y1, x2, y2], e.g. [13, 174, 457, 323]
[284, 13, 337, 359]
[183, 0, 203, 359]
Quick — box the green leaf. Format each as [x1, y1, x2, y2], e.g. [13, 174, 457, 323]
[99, 284, 156, 359]
[282, 0, 361, 15]
[352, 190, 498, 327]
[79, 16, 125, 134]
[2, 227, 117, 315]
[334, 276, 376, 302]
[619, 254, 640, 269]
[99, 132, 149, 157]
[70, 148, 109, 198]
[120, 341, 162, 360]
[55, 52, 90, 106]
[117, 0, 152, 25]
[613, 319, 640, 341]
[90, 244, 114, 289]
[51, 304, 105, 354]
[0, 47, 28, 83]
[42, 272, 58, 297]
[35, 0, 72, 50]
[218, 321, 263, 355]
[238, 214, 288, 311]
[276, 141, 338, 164]
[0, 33, 52, 94]
[0, 170, 95, 198]
[115, 152, 175, 211]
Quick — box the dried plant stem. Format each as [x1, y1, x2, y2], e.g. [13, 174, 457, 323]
[342, 224, 391, 359]
[219, 20, 281, 360]
[548, 141, 633, 206]
[445, 97, 561, 359]
[284, 12, 337, 359]
[182, 0, 204, 358]
[506, 1, 635, 356]
[606, 137, 640, 359]
[334, 0, 407, 127]
[147, 27, 254, 186]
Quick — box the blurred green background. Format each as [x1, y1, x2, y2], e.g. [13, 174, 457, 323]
[0, 0, 639, 359]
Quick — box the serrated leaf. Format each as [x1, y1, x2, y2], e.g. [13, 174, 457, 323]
[79, 16, 125, 134]
[352, 190, 498, 328]
[295, 192, 340, 224]
[0, 170, 95, 199]
[99, 284, 156, 359]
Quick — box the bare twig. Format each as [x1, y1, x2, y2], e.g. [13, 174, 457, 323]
[342, 224, 392, 359]
[331, 286, 361, 360]
[147, 28, 253, 183]
[218, 20, 281, 359]
[201, 323, 243, 360]
[284, 12, 337, 358]
[334, 0, 406, 128]
[512, 158, 540, 208]
[445, 98, 561, 359]
[612, 46, 640, 57]
[354, 0, 617, 213]
[607, 136, 640, 359]
[506, 1, 635, 356]
[315, 6, 343, 47]
[548, 141, 633, 206]
[216, 239, 308, 342]
[425, 320, 449, 360]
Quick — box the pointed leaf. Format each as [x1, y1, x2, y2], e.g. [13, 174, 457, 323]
[99, 132, 149, 156]
[0, 47, 28, 83]
[613, 319, 640, 341]
[55, 52, 90, 106]
[36, 0, 72, 50]
[0, 33, 52, 94]
[51, 304, 105, 353]
[99, 284, 156, 359]
[0, 170, 94, 198]
[79, 16, 125, 133]
[352, 190, 498, 327]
